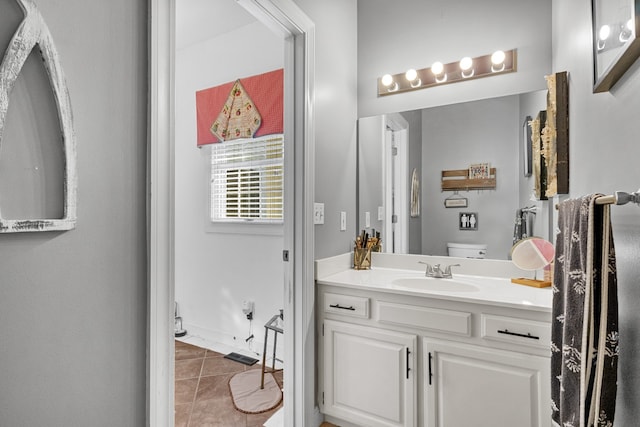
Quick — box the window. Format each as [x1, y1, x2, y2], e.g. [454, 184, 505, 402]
[210, 134, 283, 223]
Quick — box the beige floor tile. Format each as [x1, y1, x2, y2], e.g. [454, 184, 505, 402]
[189, 396, 246, 427]
[176, 341, 207, 360]
[175, 378, 199, 405]
[175, 340, 285, 426]
[174, 402, 192, 427]
[195, 374, 233, 402]
[201, 356, 246, 377]
[175, 357, 204, 380]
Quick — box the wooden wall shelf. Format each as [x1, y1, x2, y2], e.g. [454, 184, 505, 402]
[441, 168, 496, 191]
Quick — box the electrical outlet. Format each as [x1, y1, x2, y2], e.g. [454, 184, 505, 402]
[365, 211, 371, 228]
[378, 206, 384, 221]
[314, 202, 325, 224]
[340, 211, 347, 231]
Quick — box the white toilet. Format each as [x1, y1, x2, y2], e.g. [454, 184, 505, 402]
[447, 242, 487, 259]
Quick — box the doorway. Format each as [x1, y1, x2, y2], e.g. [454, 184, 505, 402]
[383, 113, 409, 254]
[149, 0, 316, 426]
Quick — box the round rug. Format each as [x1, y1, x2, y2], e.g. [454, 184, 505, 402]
[228, 369, 282, 414]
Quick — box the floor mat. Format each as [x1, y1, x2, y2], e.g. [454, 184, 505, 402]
[224, 352, 258, 366]
[229, 369, 282, 414]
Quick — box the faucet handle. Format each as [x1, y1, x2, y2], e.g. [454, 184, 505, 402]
[418, 261, 433, 276]
[444, 263, 460, 275]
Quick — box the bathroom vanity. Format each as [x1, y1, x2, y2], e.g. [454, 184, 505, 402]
[316, 253, 552, 427]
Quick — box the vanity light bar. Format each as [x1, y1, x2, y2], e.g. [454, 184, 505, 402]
[378, 49, 517, 97]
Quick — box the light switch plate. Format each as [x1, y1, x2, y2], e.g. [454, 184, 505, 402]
[365, 211, 371, 228]
[340, 211, 347, 231]
[314, 203, 324, 225]
[378, 206, 384, 221]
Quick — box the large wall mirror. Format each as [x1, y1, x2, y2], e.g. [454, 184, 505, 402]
[358, 89, 555, 260]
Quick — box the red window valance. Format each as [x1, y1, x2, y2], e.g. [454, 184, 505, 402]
[195, 68, 283, 146]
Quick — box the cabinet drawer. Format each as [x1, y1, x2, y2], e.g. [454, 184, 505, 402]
[481, 314, 550, 349]
[377, 301, 471, 336]
[323, 293, 369, 318]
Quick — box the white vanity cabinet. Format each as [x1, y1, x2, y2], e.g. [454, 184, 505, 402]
[323, 319, 417, 427]
[423, 339, 550, 427]
[317, 282, 552, 427]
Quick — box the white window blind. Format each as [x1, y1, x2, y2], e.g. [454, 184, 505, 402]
[210, 134, 283, 223]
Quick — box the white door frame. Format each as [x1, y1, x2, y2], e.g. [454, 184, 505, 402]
[148, 1, 316, 426]
[383, 113, 408, 254]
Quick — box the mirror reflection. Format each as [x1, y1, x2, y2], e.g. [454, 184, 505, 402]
[358, 90, 555, 260]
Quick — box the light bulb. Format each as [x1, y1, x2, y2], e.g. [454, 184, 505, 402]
[599, 24, 611, 41]
[380, 74, 398, 92]
[459, 56, 474, 78]
[459, 57, 473, 71]
[431, 61, 444, 76]
[491, 50, 506, 72]
[491, 50, 505, 65]
[620, 19, 634, 42]
[381, 74, 394, 87]
[404, 69, 421, 88]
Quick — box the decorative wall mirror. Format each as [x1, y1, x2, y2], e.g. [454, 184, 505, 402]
[0, 0, 77, 233]
[592, 0, 640, 92]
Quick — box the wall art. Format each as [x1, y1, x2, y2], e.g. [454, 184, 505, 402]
[0, 0, 77, 233]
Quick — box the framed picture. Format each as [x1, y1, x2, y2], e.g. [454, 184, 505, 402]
[459, 212, 478, 231]
[468, 163, 490, 179]
[523, 115, 532, 177]
[444, 197, 468, 208]
[592, 0, 640, 92]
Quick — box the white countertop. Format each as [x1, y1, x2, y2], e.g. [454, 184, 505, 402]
[316, 266, 553, 313]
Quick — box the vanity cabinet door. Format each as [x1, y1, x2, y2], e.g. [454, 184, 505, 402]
[322, 320, 416, 427]
[423, 339, 551, 427]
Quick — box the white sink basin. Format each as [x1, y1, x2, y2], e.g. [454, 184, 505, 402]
[392, 277, 480, 293]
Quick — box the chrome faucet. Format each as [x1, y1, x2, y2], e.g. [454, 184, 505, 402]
[419, 262, 460, 278]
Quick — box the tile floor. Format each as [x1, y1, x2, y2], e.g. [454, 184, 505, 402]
[175, 340, 283, 427]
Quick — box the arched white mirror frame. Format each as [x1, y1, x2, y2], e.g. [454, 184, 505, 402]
[148, 0, 316, 426]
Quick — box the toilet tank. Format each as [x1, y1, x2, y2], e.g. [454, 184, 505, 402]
[447, 243, 487, 259]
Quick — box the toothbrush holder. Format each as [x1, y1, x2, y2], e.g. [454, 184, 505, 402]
[353, 247, 372, 270]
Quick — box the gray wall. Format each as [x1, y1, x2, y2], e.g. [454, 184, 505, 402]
[421, 96, 520, 259]
[0, 0, 147, 426]
[295, 0, 359, 259]
[402, 109, 423, 254]
[358, 115, 385, 236]
[553, 0, 640, 422]
[357, 0, 552, 118]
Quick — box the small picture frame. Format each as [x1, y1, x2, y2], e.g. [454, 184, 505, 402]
[444, 197, 468, 208]
[469, 163, 490, 179]
[459, 212, 478, 230]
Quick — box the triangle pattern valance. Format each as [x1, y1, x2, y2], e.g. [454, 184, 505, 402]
[210, 79, 261, 141]
[196, 68, 283, 146]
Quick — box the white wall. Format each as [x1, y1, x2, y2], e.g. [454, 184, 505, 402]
[553, 0, 640, 422]
[174, 18, 285, 355]
[357, 0, 552, 118]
